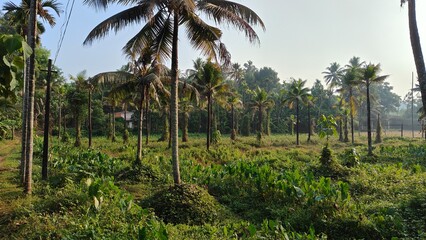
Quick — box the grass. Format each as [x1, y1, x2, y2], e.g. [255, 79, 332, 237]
[1, 133, 426, 239]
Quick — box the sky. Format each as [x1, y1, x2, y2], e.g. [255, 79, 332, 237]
[30, 0, 426, 98]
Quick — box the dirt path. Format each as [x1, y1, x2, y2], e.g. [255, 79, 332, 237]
[0, 140, 22, 227]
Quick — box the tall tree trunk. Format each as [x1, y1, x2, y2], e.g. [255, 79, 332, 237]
[344, 113, 349, 142]
[266, 109, 271, 136]
[145, 85, 150, 145]
[58, 102, 61, 139]
[367, 81, 373, 155]
[20, 56, 28, 185]
[230, 104, 236, 140]
[350, 87, 354, 144]
[307, 104, 311, 142]
[182, 111, 188, 142]
[258, 105, 263, 141]
[42, 59, 52, 180]
[207, 94, 211, 150]
[112, 103, 116, 142]
[136, 94, 144, 162]
[407, 0, 426, 112]
[159, 109, 169, 142]
[296, 99, 300, 145]
[74, 114, 81, 147]
[123, 103, 128, 144]
[171, 13, 181, 184]
[88, 89, 92, 148]
[338, 98, 343, 142]
[24, 0, 37, 194]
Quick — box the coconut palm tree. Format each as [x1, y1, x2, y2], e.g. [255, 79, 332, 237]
[341, 67, 362, 144]
[322, 62, 344, 91]
[282, 78, 311, 145]
[362, 63, 389, 156]
[3, 0, 61, 43]
[401, 0, 426, 110]
[193, 61, 229, 150]
[249, 87, 274, 142]
[92, 63, 168, 162]
[83, 0, 264, 184]
[323, 62, 345, 141]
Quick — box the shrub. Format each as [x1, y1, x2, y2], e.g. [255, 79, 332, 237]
[147, 184, 223, 225]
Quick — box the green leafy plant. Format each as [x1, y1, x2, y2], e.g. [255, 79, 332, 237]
[317, 114, 337, 142]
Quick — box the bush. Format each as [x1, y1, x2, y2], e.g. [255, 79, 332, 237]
[341, 148, 360, 167]
[146, 184, 223, 225]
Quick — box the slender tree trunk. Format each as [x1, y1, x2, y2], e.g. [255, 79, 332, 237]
[296, 100, 300, 145]
[207, 94, 211, 150]
[42, 59, 52, 180]
[20, 57, 28, 185]
[74, 114, 81, 147]
[231, 105, 236, 140]
[168, 112, 172, 148]
[258, 105, 263, 141]
[24, 0, 37, 194]
[182, 111, 188, 142]
[112, 103, 116, 142]
[350, 87, 355, 144]
[159, 110, 169, 142]
[344, 114, 349, 142]
[407, 0, 426, 113]
[338, 98, 343, 142]
[123, 103, 128, 144]
[136, 94, 144, 162]
[266, 109, 271, 136]
[58, 102, 61, 139]
[367, 81, 373, 155]
[307, 104, 311, 142]
[88, 89, 92, 148]
[171, 13, 181, 184]
[145, 85, 150, 145]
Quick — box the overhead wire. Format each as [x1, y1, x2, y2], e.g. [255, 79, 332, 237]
[53, 0, 76, 65]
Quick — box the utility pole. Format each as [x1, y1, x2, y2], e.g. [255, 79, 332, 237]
[42, 59, 56, 180]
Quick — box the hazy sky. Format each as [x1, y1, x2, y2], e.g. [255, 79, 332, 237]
[36, 0, 426, 97]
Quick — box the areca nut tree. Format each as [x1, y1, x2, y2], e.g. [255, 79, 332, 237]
[249, 87, 274, 142]
[4, 0, 60, 193]
[282, 78, 311, 145]
[362, 63, 389, 156]
[83, 0, 265, 185]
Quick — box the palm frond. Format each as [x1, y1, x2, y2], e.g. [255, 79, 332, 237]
[91, 71, 134, 85]
[83, 5, 154, 45]
[198, 0, 264, 43]
[184, 13, 222, 61]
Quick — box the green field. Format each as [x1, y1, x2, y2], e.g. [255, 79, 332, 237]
[1, 134, 426, 239]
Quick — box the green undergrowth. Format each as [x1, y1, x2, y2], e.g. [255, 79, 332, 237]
[1, 135, 426, 239]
